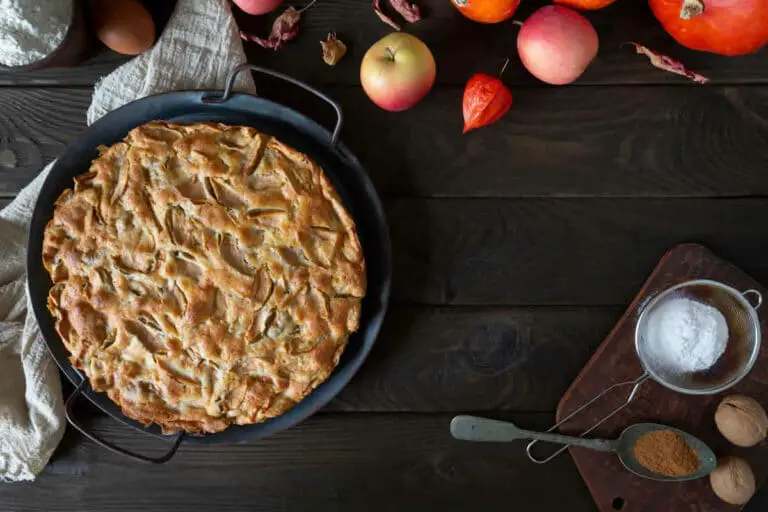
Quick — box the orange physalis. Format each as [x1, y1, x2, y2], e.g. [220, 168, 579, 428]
[462, 66, 513, 134]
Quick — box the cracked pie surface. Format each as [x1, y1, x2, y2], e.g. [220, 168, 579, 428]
[42, 121, 366, 434]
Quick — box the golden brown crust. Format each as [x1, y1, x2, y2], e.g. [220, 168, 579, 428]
[43, 121, 366, 434]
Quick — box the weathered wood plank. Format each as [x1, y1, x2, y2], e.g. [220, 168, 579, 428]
[276, 84, 768, 199]
[0, 88, 88, 196]
[4, 410, 768, 511]
[2, 0, 766, 88]
[0, 51, 127, 87]
[0, 412, 594, 512]
[328, 306, 618, 412]
[387, 199, 768, 306]
[238, 0, 768, 86]
[2, 85, 768, 199]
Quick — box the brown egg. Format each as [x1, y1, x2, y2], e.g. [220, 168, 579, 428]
[93, 0, 156, 55]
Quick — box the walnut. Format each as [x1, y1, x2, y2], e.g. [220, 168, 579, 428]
[710, 457, 755, 505]
[715, 394, 768, 447]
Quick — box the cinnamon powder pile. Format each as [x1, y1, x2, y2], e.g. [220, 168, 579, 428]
[632, 430, 699, 477]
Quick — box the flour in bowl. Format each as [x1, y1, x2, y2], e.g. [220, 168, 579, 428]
[0, 0, 73, 66]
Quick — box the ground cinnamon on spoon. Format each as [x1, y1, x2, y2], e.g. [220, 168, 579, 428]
[632, 430, 699, 477]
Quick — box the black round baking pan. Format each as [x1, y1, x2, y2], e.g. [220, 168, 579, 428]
[26, 64, 391, 462]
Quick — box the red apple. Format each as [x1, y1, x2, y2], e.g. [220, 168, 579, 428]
[517, 6, 598, 85]
[360, 33, 436, 112]
[233, 0, 284, 15]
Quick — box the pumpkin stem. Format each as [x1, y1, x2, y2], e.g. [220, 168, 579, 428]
[680, 0, 704, 20]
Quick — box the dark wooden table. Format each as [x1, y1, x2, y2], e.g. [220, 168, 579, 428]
[2, 0, 768, 510]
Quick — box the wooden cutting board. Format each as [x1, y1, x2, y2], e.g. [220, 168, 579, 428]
[557, 244, 768, 512]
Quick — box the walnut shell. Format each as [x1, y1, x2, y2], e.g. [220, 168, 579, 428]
[715, 395, 768, 448]
[710, 457, 755, 505]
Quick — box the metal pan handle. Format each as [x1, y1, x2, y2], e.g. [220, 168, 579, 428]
[66, 379, 183, 464]
[205, 63, 344, 147]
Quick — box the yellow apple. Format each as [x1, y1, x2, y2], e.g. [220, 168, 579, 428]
[360, 33, 436, 112]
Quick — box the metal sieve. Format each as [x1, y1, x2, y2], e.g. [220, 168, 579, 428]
[527, 279, 762, 464]
[636, 279, 762, 395]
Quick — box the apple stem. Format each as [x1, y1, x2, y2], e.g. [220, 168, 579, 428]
[499, 58, 510, 77]
[298, 0, 319, 14]
[386, 47, 396, 61]
[511, 20, 524, 27]
[680, 0, 704, 19]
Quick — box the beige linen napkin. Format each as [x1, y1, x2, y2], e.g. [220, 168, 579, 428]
[0, 0, 254, 481]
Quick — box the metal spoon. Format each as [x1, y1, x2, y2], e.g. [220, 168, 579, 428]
[450, 415, 717, 482]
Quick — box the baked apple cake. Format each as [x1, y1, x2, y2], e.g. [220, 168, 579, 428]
[42, 121, 366, 434]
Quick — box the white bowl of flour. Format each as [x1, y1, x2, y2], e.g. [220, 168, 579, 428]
[0, 0, 87, 70]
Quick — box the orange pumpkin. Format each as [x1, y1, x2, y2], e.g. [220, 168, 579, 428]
[649, 0, 768, 56]
[555, 0, 617, 9]
[451, 0, 521, 23]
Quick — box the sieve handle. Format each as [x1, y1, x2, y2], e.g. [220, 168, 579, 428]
[526, 372, 650, 464]
[742, 289, 763, 310]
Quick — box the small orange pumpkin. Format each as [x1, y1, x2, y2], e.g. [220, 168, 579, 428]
[450, 0, 521, 24]
[649, 0, 768, 56]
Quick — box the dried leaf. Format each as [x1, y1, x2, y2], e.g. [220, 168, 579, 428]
[240, 7, 302, 51]
[373, 0, 401, 30]
[390, 0, 421, 23]
[627, 42, 709, 84]
[321, 32, 347, 66]
[372, 0, 421, 30]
